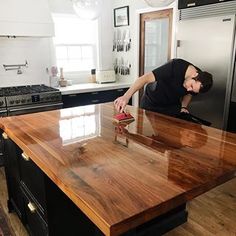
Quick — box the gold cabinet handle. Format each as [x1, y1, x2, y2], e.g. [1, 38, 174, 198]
[21, 153, 30, 161]
[2, 132, 8, 140]
[91, 99, 99, 103]
[27, 202, 37, 213]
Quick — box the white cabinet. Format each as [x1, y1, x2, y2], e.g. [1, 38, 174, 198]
[0, 0, 54, 37]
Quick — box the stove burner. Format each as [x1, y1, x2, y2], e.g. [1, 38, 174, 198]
[0, 84, 59, 96]
[0, 84, 62, 109]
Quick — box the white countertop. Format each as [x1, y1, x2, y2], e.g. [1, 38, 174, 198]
[58, 81, 132, 95]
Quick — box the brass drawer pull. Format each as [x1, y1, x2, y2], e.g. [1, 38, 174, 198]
[187, 2, 196, 7]
[2, 132, 8, 140]
[27, 202, 37, 213]
[91, 99, 99, 103]
[21, 153, 30, 161]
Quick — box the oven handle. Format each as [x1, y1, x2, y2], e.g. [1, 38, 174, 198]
[8, 103, 63, 112]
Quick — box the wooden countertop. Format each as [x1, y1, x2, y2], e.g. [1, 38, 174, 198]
[1, 103, 236, 236]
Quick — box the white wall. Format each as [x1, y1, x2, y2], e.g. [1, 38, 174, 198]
[0, 37, 53, 87]
[0, 0, 56, 88]
[97, 0, 113, 71]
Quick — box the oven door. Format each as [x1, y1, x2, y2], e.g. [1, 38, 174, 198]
[8, 103, 63, 116]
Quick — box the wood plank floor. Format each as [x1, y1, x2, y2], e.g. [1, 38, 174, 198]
[0, 167, 235, 236]
[0, 167, 27, 236]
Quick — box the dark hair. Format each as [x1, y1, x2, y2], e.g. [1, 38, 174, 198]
[195, 71, 213, 93]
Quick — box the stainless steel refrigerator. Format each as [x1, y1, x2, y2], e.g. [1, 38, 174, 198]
[176, 7, 236, 129]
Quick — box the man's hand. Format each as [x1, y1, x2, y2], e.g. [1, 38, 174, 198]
[114, 95, 129, 113]
[181, 107, 189, 113]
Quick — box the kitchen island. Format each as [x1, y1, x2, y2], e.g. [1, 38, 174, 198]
[0, 103, 236, 236]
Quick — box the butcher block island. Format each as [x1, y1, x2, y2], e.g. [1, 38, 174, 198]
[0, 103, 236, 236]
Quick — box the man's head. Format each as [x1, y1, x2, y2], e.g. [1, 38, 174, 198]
[185, 70, 213, 94]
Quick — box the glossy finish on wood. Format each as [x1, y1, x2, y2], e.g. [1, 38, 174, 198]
[0, 103, 236, 236]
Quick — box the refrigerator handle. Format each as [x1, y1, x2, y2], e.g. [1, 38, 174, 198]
[177, 40, 181, 48]
[231, 61, 236, 102]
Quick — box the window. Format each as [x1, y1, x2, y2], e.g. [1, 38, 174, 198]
[52, 14, 98, 73]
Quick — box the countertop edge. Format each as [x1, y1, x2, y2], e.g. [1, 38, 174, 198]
[59, 82, 132, 95]
[1, 125, 112, 236]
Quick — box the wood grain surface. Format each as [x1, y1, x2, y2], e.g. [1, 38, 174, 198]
[0, 103, 236, 236]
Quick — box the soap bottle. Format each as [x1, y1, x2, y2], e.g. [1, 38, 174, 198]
[49, 66, 59, 87]
[59, 67, 67, 87]
[90, 69, 96, 83]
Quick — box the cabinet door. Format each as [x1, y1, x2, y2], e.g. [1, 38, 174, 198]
[106, 88, 131, 105]
[114, 88, 132, 104]
[62, 88, 131, 108]
[227, 102, 236, 133]
[19, 151, 47, 218]
[22, 189, 48, 236]
[63, 94, 85, 108]
[2, 135, 25, 221]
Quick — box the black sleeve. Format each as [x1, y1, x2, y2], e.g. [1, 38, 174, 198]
[152, 60, 173, 81]
[189, 91, 198, 96]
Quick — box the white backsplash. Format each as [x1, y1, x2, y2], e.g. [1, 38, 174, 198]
[0, 37, 53, 87]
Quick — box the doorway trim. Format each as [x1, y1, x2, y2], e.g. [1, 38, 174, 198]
[138, 8, 173, 104]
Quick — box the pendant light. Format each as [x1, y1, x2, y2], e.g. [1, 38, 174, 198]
[71, 0, 102, 20]
[144, 0, 175, 7]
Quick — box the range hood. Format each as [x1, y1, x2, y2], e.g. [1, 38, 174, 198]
[0, 0, 54, 37]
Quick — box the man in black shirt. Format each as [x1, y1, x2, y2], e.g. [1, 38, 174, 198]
[114, 58, 213, 117]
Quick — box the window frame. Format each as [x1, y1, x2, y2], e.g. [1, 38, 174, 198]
[52, 13, 99, 77]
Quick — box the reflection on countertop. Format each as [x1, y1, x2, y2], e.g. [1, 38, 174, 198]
[59, 105, 100, 145]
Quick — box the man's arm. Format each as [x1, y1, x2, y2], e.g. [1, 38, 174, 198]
[114, 72, 155, 113]
[181, 94, 192, 113]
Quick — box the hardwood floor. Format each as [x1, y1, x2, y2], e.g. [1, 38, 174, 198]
[0, 167, 27, 236]
[165, 178, 236, 236]
[0, 167, 235, 236]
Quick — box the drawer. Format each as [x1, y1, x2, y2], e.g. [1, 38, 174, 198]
[62, 87, 131, 108]
[3, 137, 25, 221]
[22, 188, 48, 236]
[18, 151, 47, 215]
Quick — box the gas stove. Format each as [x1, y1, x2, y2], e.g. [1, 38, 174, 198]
[0, 84, 58, 96]
[0, 84, 63, 166]
[0, 84, 62, 109]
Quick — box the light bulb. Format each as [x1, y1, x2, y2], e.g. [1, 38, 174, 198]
[71, 0, 102, 20]
[144, 0, 175, 7]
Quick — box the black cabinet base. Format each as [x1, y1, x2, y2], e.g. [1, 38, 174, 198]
[7, 173, 188, 236]
[227, 102, 236, 133]
[0, 155, 4, 167]
[122, 204, 187, 236]
[45, 178, 188, 236]
[7, 199, 13, 213]
[62, 88, 131, 109]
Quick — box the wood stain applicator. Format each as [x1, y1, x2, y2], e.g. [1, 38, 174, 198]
[113, 112, 135, 123]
